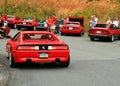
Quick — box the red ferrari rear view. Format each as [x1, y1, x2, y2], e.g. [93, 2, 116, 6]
[6, 31, 70, 67]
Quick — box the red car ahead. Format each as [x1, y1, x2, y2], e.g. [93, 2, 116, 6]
[60, 22, 84, 36]
[7, 15, 20, 29]
[16, 18, 39, 30]
[88, 24, 120, 42]
[60, 16, 84, 36]
[6, 31, 70, 67]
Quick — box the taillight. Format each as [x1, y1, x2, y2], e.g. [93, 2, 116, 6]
[17, 46, 39, 50]
[48, 46, 68, 50]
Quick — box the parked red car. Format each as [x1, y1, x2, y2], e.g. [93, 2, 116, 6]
[60, 22, 84, 36]
[88, 24, 120, 42]
[6, 31, 70, 67]
[60, 16, 84, 36]
[7, 15, 20, 29]
[16, 18, 39, 30]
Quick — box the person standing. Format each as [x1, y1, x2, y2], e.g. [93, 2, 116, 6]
[46, 15, 52, 32]
[51, 14, 57, 33]
[94, 15, 98, 25]
[3, 14, 8, 26]
[106, 17, 112, 24]
[113, 17, 119, 28]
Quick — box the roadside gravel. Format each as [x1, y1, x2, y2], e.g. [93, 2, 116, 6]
[0, 59, 9, 86]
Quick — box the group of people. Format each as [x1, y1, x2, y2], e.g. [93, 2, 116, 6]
[89, 15, 120, 28]
[46, 14, 57, 33]
[106, 17, 119, 28]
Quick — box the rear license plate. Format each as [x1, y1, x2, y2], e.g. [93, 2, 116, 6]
[23, 22, 26, 24]
[69, 27, 73, 30]
[96, 31, 101, 34]
[39, 53, 48, 58]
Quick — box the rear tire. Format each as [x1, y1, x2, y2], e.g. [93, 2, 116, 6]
[90, 37, 94, 41]
[80, 32, 83, 36]
[61, 32, 64, 36]
[9, 50, 16, 68]
[14, 24, 17, 29]
[110, 35, 114, 42]
[61, 57, 70, 67]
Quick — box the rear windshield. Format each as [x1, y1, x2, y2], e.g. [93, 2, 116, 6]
[66, 23, 79, 26]
[22, 33, 54, 41]
[95, 24, 107, 28]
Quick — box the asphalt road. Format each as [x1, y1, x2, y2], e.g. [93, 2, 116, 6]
[0, 29, 120, 86]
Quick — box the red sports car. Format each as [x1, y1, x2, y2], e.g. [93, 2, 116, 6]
[88, 24, 120, 42]
[60, 16, 84, 36]
[7, 15, 20, 29]
[6, 31, 70, 67]
[16, 18, 39, 30]
[60, 22, 84, 36]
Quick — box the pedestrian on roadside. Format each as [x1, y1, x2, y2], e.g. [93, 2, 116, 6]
[106, 17, 112, 24]
[46, 15, 52, 32]
[51, 13, 57, 33]
[3, 14, 8, 26]
[89, 15, 94, 28]
[93, 14, 98, 25]
[113, 17, 119, 28]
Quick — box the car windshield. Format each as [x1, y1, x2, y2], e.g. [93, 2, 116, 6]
[94, 24, 107, 28]
[22, 33, 54, 40]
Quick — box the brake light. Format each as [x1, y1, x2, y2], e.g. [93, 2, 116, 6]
[48, 46, 68, 50]
[17, 46, 39, 50]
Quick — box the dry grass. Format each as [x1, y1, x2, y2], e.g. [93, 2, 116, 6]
[0, 0, 119, 31]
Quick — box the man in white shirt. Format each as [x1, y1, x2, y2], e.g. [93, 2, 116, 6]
[106, 17, 112, 24]
[113, 17, 119, 28]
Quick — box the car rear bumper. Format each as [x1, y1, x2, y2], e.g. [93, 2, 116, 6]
[13, 50, 70, 63]
[88, 34, 112, 38]
[61, 29, 82, 34]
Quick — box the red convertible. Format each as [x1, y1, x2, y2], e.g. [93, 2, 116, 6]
[16, 18, 39, 30]
[6, 31, 70, 67]
[88, 24, 120, 42]
[60, 16, 84, 36]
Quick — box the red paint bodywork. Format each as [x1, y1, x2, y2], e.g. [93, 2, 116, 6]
[88, 24, 120, 41]
[6, 31, 70, 64]
[16, 18, 39, 30]
[61, 22, 84, 35]
[7, 15, 20, 25]
[60, 16, 84, 35]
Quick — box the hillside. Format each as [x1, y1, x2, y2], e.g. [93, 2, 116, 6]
[0, 0, 120, 31]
